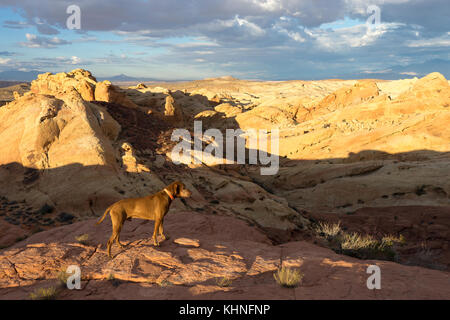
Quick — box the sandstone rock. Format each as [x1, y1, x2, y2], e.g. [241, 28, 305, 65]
[0, 70, 450, 299]
[236, 105, 296, 130]
[94, 80, 138, 109]
[214, 103, 242, 117]
[173, 238, 200, 247]
[0, 91, 124, 214]
[153, 155, 165, 168]
[164, 94, 184, 125]
[31, 69, 97, 101]
[315, 80, 380, 113]
[0, 211, 448, 299]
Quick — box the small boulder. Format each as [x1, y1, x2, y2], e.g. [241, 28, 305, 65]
[174, 238, 200, 247]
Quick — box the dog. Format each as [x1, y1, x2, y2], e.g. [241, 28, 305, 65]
[96, 181, 192, 258]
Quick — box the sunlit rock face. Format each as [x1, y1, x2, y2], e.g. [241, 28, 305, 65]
[0, 70, 448, 280]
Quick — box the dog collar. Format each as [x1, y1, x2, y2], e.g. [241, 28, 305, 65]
[164, 188, 174, 200]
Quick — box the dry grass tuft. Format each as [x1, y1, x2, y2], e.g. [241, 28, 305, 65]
[75, 234, 89, 245]
[314, 221, 406, 261]
[314, 221, 342, 239]
[29, 286, 58, 300]
[273, 267, 304, 288]
[216, 277, 233, 287]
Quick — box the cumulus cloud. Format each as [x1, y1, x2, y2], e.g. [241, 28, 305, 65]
[0, 0, 445, 33]
[20, 33, 71, 48]
[0, 58, 12, 65]
[0, 0, 448, 79]
[71, 56, 81, 64]
[306, 22, 404, 51]
[406, 33, 450, 47]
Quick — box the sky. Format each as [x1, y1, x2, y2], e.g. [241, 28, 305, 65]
[0, 0, 449, 80]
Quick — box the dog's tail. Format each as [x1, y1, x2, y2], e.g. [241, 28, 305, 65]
[96, 205, 113, 225]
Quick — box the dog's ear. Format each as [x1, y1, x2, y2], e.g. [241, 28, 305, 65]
[175, 181, 181, 196]
[168, 181, 180, 196]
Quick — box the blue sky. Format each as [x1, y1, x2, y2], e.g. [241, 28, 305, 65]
[0, 0, 449, 80]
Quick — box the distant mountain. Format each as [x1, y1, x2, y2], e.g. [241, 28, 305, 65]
[98, 74, 160, 82]
[353, 59, 450, 80]
[0, 70, 41, 82]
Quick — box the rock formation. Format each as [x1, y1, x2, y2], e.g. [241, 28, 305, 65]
[95, 80, 139, 109]
[0, 69, 449, 299]
[164, 93, 184, 126]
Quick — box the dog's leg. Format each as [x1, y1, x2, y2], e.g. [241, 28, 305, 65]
[107, 210, 123, 258]
[152, 219, 161, 246]
[158, 222, 168, 241]
[115, 226, 125, 249]
[115, 214, 126, 249]
[107, 234, 115, 258]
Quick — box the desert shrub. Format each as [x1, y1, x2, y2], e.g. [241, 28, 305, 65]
[314, 220, 405, 261]
[273, 267, 303, 288]
[36, 204, 54, 215]
[157, 279, 172, 288]
[216, 277, 232, 287]
[107, 273, 121, 287]
[339, 232, 403, 260]
[57, 270, 69, 287]
[15, 236, 27, 243]
[381, 234, 406, 247]
[314, 221, 342, 239]
[29, 286, 58, 300]
[340, 232, 378, 251]
[75, 234, 89, 245]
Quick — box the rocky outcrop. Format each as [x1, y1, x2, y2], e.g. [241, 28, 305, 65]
[245, 72, 449, 216]
[0, 89, 124, 215]
[315, 80, 380, 113]
[1, 69, 314, 242]
[30, 69, 138, 109]
[94, 80, 139, 109]
[164, 93, 184, 126]
[30, 69, 97, 101]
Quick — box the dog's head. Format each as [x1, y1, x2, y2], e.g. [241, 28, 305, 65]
[168, 181, 192, 198]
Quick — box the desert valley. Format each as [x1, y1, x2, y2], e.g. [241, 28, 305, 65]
[0, 69, 449, 299]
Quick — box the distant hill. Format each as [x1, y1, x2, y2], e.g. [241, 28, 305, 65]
[352, 59, 450, 80]
[0, 81, 29, 88]
[0, 71, 162, 83]
[98, 74, 160, 82]
[0, 70, 41, 81]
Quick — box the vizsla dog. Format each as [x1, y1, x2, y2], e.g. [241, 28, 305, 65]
[96, 181, 192, 258]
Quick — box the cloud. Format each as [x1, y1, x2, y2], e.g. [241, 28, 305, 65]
[406, 33, 450, 47]
[306, 22, 404, 51]
[3, 18, 59, 34]
[1, 0, 449, 79]
[20, 33, 71, 48]
[71, 56, 81, 64]
[0, 51, 15, 56]
[0, 58, 12, 65]
[3, 20, 31, 29]
[400, 71, 418, 76]
[0, 0, 439, 33]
